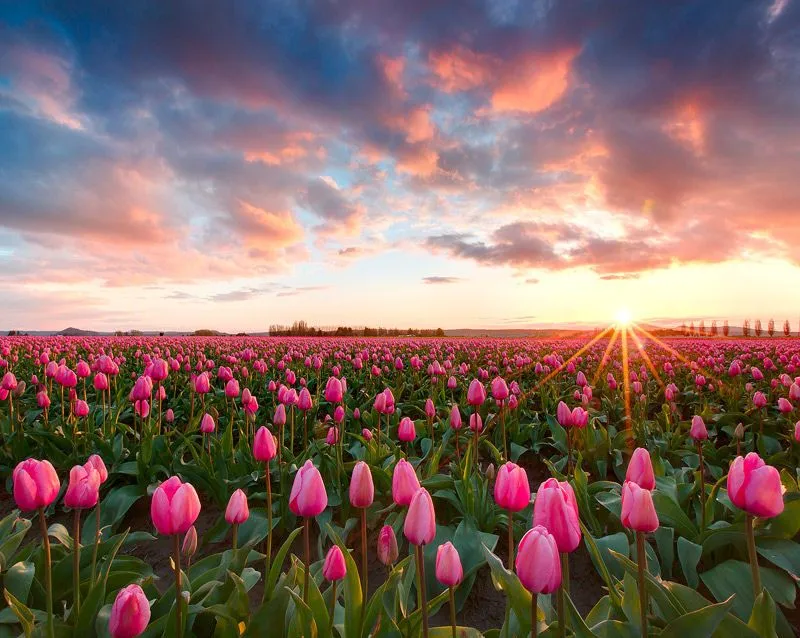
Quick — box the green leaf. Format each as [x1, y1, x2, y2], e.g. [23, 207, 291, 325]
[325, 524, 363, 638]
[654, 526, 675, 580]
[748, 589, 777, 638]
[620, 572, 641, 629]
[677, 537, 702, 589]
[481, 544, 533, 635]
[3, 590, 34, 637]
[610, 550, 684, 623]
[428, 627, 483, 638]
[652, 490, 698, 540]
[4, 561, 35, 604]
[0, 517, 31, 571]
[763, 498, 800, 540]
[82, 485, 144, 543]
[47, 523, 72, 548]
[659, 595, 735, 638]
[755, 537, 800, 580]
[265, 526, 302, 599]
[663, 580, 761, 638]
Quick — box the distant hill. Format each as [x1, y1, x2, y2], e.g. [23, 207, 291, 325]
[58, 327, 101, 336]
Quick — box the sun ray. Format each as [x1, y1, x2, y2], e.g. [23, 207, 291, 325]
[592, 326, 620, 386]
[532, 324, 615, 393]
[621, 324, 632, 431]
[628, 324, 665, 388]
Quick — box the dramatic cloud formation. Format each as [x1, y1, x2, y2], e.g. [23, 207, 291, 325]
[1, 0, 799, 330]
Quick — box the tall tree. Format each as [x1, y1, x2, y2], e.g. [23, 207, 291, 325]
[710, 320, 718, 336]
[755, 319, 763, 337]
[743, 319, 751, 337]
[768, 319, 775, 337]
[723, 320, 730, 337]
[784, 320, 791, 337]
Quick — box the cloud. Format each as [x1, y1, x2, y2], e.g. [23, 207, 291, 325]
[422, 276, 462, 285]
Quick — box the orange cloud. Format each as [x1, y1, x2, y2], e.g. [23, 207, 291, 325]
[384, 105, 435, 143]
[490, 49, 577, 114]
[396, 146, 439, 176]
[428, 45, 495, 92]
[379, 54, 407, 98]
[662, 101, 706, 155]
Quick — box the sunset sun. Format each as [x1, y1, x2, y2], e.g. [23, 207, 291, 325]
[615, 308, 633, 326]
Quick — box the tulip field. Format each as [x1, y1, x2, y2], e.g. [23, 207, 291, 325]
[2, 334, 800, 638]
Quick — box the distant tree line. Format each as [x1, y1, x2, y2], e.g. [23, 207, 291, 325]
[680, 319, 797, 337]
[268, 320, 445, 337]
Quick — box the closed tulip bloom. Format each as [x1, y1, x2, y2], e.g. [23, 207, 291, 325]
[556, 401, 572, 427]
[37, 390, 51, 409]
[449, 404, 462, 430]
[85, 454, 109, 483]
[334, 405, 345, 424]
[753, 392, 768, 409]
[109, 584, 151, 638]
[425, 398, 436, 419]
[533, 478, 581, 553]
[626, 448, 655, 491]
[298, 388, 313, 411]
[324, 377, 343, 403]
[727, 453, 784, 518]
[491, 377, 509, 401]
[516, 526, 562, 594]
[326, 426, 339, 445]
[149, 358, 169, 382]
[64, 464, 101, 509]
[778, 398, 793, 414]
[1, 371, 17, 390]
[150, 476, 201, 536]
[467, 379, 486, 406]
[494, 462, 530, 511]
[194, 373, 211, 394]
[225, 379, 240, 398]
[404, 488, 436, 546]
[377, 524, 399, 565]
[796, 421, 800, 443]
[361, 427, 372, 440]
[690, 415, 708, 440]
[12, 458, 60, 511]
[134, 400, 150, 419]
[398, 416, 416, 442]
[93, 373, 109, 391]
[323, 545, 347, 581]
[435, 541, 463, 587]
[469, 412, 483, 432]
[273, 403, 286, 426]
[182, 526, 198, 560]
[790, 383, 800, 402]
[254, 426, 278, 462]
[349, 461, 374, 508]
[200, 413, 215, 433]
[392, 458, 421, 506]
[165, 408, 175, 423]
[571, 407, 588, 428]
[289, 460, 328, 518]
[621, 481, 659, 532]
[447, 376, 457, 390]
[225, 489, 249, 524]
[382, 388, 395, 413]
[74, 399, 89, 417]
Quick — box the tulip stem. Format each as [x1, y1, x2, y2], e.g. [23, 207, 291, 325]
[329, 580, 337, 636]
[38, 509, 54, 638]
[473, 408, 479, 476]
[232, 523, 238, 550]
[415, 544, 429, 638]
[531, 592, 538, 638]
[91, 503, 101, 585]
[501, 405, 507, 461]
[636, 532, 647, 638]
[303, 517, 311, 605]
[507, 511, 515, 570]
[697, 442, 706, 531]
[745, 514, 762, 595]
[265, 466, 272, 601]
[557, 553, 568, 638]
[73, 509, 81, 617]
[303, 412, 308, 450]
[361, 508, 368, 606]
[173, 534, 183, 638]
[449, 586, 457, 638]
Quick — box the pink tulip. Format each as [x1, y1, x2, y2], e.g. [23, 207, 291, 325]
[753, 392, 768, 409]
[361, 427, 372, 440]
[795, 421, 800, 443]
[85, 454, 109, 483]
[790, 384, 800, 402]
[727, 453, 784, 518]
[494, 462, 530, 511]
[273, 403, 286, 426]
[571, 407, 588, 428]
[516, 526, 562, 594]
[93, 373, 109, 391]
[398, 416, 416, 442]
[621, 481, 659, 532]
[225, 489, 249, 524]
[323, 545, 347, 581]
[64, 464, 101, 509]
[556, 401, 572, 427]
[225, 379, 240, 398]
[324, 377, 343, 403]
[165, 408, 175, 423]
[1, 371, 17, 390]
[74, 399, 89, 418]
[533, 478, 581, 553]
[378, 524, 399, 565]
[12, 459, 60, 510]
[349, 461, 374, 508]
[449, 404, 462, 430]
[298, 388, 313, 411]
[333, 405, 344, 424]
[467, 379, 486, 406]
[425, 398, 436, 419]
[404, 487, 436, 546]
[778, 398, 793, 414]
[435, 541, 463, 587]
[194, 372, 211, 394]
[392, 458, 420, 506]
[254, 426, 277, 462]
[326, 426, 339, 445]
[200, 413, 215, 433]
[626, 448, 655, 491]
[150, 476, 201, 535]
[491, 377, 509, 401]
[690, 415, 708, 441]
[109, 584, 150, 638]
[289, 460, 327, 517]
[469, 412, 483, 432]
[37, 390, 51, 409]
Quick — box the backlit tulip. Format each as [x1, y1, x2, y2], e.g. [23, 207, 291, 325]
[289, 460, 327, 518]
[795, 421, 800, 443]
[398, 416, 416, 441]
[621, 481, 659, 532]
[425, 398, 436, 419]
[74, 399, 89, 418]
[225, 489, 249, 524]
[200, 413, 215, 433]
[273, 403, 286, 426]
[165, 408, 174, 423]
[326, 426, 339, 445]
[778, 398, 793, 414]
[65, 464, 100, 509]
[349, 461, 374, 508]
[298, 387, 313, 411]
[516, 526, 561, 594]
[392, 458, 421, 506]
[467, 379, 486, 406]
[150, 476, 201, 536]
[404, 487, 436, 546]
[491, 377, 509, 401]
[12, 458, 60, 510]
[85, 454, 109, 483]
[626, 448, 655, 491]
[469, 412, 483, 432]
[182, 526, 198, 561]
[533, 478, 581, 553]
[109, 584, 150, 638]
[556, 401, 572, 427]
[753, 392, 768, 409]
[449, 404, 462, 430]
[435, 541, 463, 587]
[324, 377, 343, 403]
[254, 426, 277, 461]
[690, 415, 708, 440]
[377, 525, 399, 565]
[727, 453, 784, 518]
[494, 462, 531, 512]
[323, 545, 346, 581]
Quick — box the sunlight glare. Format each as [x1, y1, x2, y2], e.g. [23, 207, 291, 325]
[615, 308, 633, 326]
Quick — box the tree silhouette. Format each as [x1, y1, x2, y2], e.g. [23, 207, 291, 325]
[723, 320, 730, 337]
[699, 320, 706, 335]
[689, 321, 695, 335]
[768, 318, 775, 337]
[711, 320, 718, 336]
[784, 320, 791, 337]
[680, 322, 687, 336]
[743, 319, 751, 337]
[755, 319, 762, 337]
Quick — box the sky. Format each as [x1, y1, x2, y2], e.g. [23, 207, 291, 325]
[1, 0, 800, 332]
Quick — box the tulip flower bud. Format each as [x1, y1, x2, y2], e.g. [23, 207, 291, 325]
[289, 460, 328, 518]
[322, 545, 347, 581]
[734, 422, 745, 440]
[109, 584, 151, 638]
[727, 453, 784, 518]
[621, 481, 659, 532]
[182, 526, 198, 561]
[404, 488, 436, 546]
[377, 525, 399, 566]
[435, 541, 463, 587]
[225, 489, 249, 525]
[516, 526, 561, 594]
